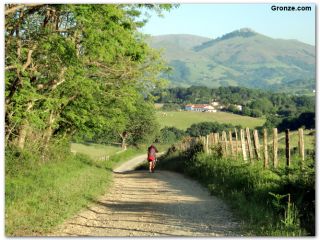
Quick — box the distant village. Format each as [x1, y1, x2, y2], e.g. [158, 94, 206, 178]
[184, 101, 242, 113]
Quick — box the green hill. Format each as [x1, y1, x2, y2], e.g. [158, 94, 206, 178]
[147, 28, 315, 93]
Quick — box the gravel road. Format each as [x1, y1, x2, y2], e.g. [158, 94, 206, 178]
[50, 154, 240, 237]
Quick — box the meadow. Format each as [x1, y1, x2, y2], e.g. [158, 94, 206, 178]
[70, 143, 122, 160]
[156, 111, 265, 130]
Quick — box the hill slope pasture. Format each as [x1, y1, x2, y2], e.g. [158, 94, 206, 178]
[156, 111, 265, 130]
[148, 29, 315, 93]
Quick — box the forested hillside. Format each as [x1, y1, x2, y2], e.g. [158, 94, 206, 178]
[148, 29, 315, 93]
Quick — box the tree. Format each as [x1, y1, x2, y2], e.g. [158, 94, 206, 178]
[277, 112, 315, 131]
[250, 97, 274, 115]
[5, 4, 173, 152]
[157, 126, 186, 143]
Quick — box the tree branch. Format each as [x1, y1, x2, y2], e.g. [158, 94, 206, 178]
[22, 45, 37, 71]
[51, 67, 67, 90]
[5, 4, 43, 15]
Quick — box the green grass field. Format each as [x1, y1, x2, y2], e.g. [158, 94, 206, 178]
[156, 111, 265, 130]
[277, 130, 315, 150]
[70, 143, 121, 160]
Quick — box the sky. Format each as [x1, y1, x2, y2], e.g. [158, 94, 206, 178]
[140, 3, 315, 45]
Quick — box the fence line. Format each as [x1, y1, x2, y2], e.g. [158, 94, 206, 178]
[173, 127, 307, 169]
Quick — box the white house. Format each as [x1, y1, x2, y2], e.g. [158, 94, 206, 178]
[235, 104, 243, 111]
[211, 101, 220, 106]
[185, 104, 217, 112]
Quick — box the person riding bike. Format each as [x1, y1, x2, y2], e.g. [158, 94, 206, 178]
[147, 144, 158, 173]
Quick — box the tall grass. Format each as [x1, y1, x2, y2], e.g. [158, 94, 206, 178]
[157, 143, 315, 236]
[5, 140, 147, 236]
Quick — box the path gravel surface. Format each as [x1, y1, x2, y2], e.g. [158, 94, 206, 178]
[50, 154, 240, 237]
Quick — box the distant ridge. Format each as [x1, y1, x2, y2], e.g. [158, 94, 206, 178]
[193, 28, 257, 51]
[148, 28, 315, 93]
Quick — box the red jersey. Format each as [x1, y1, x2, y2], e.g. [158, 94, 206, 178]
[148, 145, 158, 161]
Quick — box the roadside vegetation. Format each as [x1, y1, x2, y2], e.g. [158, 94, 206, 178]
[5, 140, 150, 236]
[156, 134, 315, 236]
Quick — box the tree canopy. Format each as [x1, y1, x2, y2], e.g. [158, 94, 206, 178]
[5, 4, 173, 152]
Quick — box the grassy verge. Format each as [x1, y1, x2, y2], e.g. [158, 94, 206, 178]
[157, 144, 315, 236]
[5, 141, 149, 236]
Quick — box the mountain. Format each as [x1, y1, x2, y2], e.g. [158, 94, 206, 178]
[147, 28, 315, 93]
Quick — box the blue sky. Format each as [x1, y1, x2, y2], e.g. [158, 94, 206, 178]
[140, 3, 315, 45]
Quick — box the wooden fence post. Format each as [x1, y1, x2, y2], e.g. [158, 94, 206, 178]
[208, 133, 212, 149]
[229, 130, 234, 157]
[202, 136, 206, 153]
[285, 129, 291, 167]
[298, 128, 305, 166]
[212, 133, 216, 145]
[234, 128, 239, 158]
[263, 128, 269, 169]
[240, 129, 247, 161]
[222, 131, 228, 156]
[246, 128, 254, 161]
[206, 135, 209, 154]
[211, 133, 214, 146]
[273, 128, 278, 168]
[253, 129, 261, 160]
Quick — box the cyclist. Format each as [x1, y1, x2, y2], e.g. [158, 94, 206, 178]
[147, 144, 158, 173]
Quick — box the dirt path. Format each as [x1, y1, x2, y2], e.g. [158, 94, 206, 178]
[50, 155, 241, 237]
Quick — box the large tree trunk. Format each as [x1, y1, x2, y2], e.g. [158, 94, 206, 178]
[15, 101, 34, 149]
[17, 121, 29, 149]
[121, 137, 127, 150]
[119, 131, 128, 150]
[43, 110, 56, 149]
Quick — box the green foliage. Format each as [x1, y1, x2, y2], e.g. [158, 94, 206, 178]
[277, 112, 315, 131]
[5, 139, 147, 236]
[186, 121, 241, 137]
[5, 143, 109, 235]
[154, 86, 315, 118]
[156, 126, 186, 144]
[158, 143, 315, 236]
[5, 4, 173, 150]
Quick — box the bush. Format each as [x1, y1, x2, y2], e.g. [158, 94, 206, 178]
[157, 126, 186, 144]
[186, 121, 241, 137]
